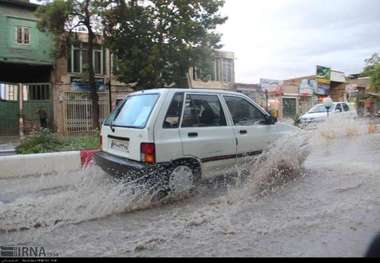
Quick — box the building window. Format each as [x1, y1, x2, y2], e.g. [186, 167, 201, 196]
[190, 56, 234, 83]
[68, 43, 104, 75]
[0, 84, 18, 101]
[16, 26, 31, 45]
[94, 50, 102, 75]
[27, 85, 50, 100]
[222, 58, 233, 82]
[215, 59, 221, 81]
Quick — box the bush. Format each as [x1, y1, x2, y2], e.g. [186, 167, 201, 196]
[16, 128, 63, 154]
[293, 113, 302, 126]
[16, 128, 100, 154]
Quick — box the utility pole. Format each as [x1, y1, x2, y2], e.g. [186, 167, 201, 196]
[18, 83, 24, 139]
[108, 49, 112, 112]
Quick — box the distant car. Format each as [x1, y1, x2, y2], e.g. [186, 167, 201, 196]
[94, 88, 300, 195]
[298, 102, 357, 128]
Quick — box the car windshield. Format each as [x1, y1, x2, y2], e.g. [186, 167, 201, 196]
[104, 93, 159, 128]
[308, 104, 330, 113]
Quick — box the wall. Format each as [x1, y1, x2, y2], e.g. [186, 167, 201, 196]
[0, 3, 54, 65]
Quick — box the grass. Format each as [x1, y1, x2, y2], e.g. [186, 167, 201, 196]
[59, 134, 100, 151]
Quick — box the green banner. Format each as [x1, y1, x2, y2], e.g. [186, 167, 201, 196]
[316, 65, 331, 84]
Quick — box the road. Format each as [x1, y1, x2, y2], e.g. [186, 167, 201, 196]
[1, 119, 380, 257]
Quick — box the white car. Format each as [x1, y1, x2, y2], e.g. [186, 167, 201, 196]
[298, 102, 357, 127]
[94, 88, 300, 194]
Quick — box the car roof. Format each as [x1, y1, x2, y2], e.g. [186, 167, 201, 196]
[314, 101, 347, 106]
[130, 88, 241, 96]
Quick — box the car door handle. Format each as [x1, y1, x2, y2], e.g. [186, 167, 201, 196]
[239, 130, 247, 134]
[188, 132, 198, 137]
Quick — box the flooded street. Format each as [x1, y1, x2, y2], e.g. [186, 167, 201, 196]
[1, 120, 380, 257]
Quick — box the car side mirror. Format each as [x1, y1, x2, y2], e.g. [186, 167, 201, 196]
[265, 113, 277, 125]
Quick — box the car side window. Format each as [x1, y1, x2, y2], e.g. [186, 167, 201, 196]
[335, 103, 342, 112]
[224, 96, 266, 126]
[163, 92, 184, 129]
[343, 103, 349, 112]
[181, 94, 227, 127]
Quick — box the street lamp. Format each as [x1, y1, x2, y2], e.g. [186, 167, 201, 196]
[323, 97, 333, 118]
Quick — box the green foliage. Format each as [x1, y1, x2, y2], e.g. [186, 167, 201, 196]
[16, 128, 99, 154]
[35, 0, 73, 58]
[293, 113, 301, 126]
[103, 0, 227, 89]
[363, 53, 380, 92]
[16, 128, 63, 154]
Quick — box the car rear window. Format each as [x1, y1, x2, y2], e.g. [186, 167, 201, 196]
[104, 94, 159, 128]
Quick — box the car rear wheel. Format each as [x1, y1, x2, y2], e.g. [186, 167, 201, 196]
[168, 165, 194, 195]
[150, 160, 201, 202]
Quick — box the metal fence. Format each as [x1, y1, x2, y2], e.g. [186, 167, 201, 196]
[0, 82, 52, 135]
[62, 92, 110, 135]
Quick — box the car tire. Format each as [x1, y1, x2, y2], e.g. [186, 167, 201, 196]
[148, 159, 201, 202]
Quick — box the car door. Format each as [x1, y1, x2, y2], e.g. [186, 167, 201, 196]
[179, 93, 237, 178]
[223, 95, 273, 158]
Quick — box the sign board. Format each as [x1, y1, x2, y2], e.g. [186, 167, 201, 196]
[71, 78, 106, 92]
[316, 65, 331, 85]
[315, 84, 330, 95]
[260, 78, 283, 95]
[299, 79, 317, 96]
[330, 70, 345, 83]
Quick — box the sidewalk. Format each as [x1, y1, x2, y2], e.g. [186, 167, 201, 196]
[0, 136, 20, 156]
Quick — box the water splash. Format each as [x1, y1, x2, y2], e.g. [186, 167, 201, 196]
[0, 166, 161, 232]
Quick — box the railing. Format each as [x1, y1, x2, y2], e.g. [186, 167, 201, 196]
[62, 92, 110, 135]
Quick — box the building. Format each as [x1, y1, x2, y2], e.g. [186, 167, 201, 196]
[0, 0, 54, 135]
[53, 32, 132, 134]
[189, 51, 235, 90]
[346, 75, 380, 116]
[278, 69, 347, 119]
[234, 83, 266, 108]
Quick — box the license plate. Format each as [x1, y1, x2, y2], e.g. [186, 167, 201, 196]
[110, 139, 129, 152]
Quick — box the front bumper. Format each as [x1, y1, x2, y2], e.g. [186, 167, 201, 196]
[94, 151, 170, 182]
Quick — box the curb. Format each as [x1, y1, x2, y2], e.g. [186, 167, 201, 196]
[0, 151, 81, 179]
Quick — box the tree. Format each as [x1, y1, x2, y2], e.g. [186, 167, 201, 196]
[102, 0, 227, 90]
[35, 0, 104, 129]
[363, 53, 380, 93]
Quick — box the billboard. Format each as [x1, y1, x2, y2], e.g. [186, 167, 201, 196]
[330, 70, 345, 83]
[316, 65, 331, 85]
[260, 78, 283, 95]
[315, 84, 330, 95]
[71, 78, 106, 92]
[299, 79, 317, 96]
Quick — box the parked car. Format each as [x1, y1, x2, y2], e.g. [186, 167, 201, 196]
[298, 102, 357, 128]
[94, 89, 300, 195]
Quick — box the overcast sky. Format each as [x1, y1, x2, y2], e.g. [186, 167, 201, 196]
[218, 0, 380, 83]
